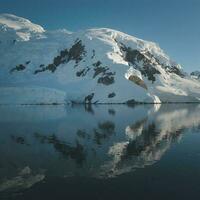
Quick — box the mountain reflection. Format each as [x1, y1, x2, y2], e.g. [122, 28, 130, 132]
[100, 122, 183, 178]
[0, 104, 200, 193]
[34, 133, 86, 166]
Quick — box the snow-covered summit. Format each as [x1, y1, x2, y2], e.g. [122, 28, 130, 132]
[0, 14, 200, 104]
[0, 14, 44, 33]
[0, 14, 45, 41]
[83, 28, 176, 66]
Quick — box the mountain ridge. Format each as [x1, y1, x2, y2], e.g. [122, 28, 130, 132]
[0, 14, 200, 104]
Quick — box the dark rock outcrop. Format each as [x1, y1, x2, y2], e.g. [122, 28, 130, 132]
[34, 40, 86, 74]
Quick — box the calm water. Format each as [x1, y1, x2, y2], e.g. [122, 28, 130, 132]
[1, 104, 200, 200]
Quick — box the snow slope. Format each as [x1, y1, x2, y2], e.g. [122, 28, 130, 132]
[0, 14, 200, 104]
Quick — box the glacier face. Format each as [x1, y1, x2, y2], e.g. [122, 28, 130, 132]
[0, 14, 200, 104]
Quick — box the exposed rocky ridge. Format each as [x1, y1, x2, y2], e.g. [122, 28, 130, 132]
[34, 39, 86, 74]
[191, 71, 200, 79]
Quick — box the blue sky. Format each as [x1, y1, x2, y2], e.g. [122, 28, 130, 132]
[0, 0, 200, 72]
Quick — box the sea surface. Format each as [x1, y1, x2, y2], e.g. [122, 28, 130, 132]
[0, 104, 200, 200]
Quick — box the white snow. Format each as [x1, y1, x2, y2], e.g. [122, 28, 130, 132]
[0, 14, 44, 33]
[0, 14, 200, 104]
[0, 87, 66, 104]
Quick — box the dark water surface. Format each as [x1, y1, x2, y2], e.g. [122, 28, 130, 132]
[1, 104, 200, 200]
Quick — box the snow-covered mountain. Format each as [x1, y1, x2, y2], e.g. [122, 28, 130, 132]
[1, 14, 200, 104]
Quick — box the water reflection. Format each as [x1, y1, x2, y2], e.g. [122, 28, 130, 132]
[34, 133, 86, 166]
[0, 166, 45, 193]
[0, 104, 200, 194]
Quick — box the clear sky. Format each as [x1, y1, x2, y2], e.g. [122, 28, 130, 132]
[0, 0, 199, 72]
